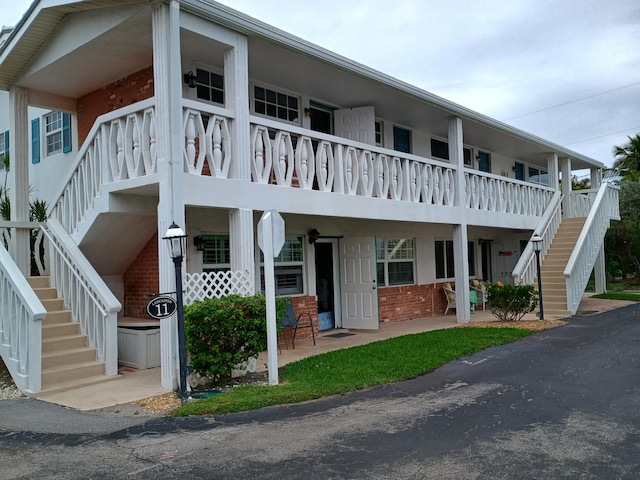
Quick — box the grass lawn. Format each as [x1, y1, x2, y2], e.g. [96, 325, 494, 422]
[174, 327, 534, 416]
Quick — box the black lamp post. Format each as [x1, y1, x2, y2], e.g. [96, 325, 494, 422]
[531, 234, 544, 320]
[163, 222, 189, 403]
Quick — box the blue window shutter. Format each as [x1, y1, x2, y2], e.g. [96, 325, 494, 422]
[62, 112, 72, 153]
[3, 130, 9, 171]
[31, 118, 40, 164]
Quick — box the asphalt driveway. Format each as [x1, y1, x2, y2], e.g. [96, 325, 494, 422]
[1, 303, 639, 479]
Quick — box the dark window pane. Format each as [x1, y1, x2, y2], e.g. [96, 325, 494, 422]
[468, 241, 475, 276]
[388, 262, 413, 285]
[431, 138, 449, 160]
[212, 90, 224, 104]
[266, 89, 277, 103]
[255, 86, 265, 100]
[377, 263, 385, 286]
[277, 93, 287, 106]
[196, 85, 210, 101]
[446, 240, 455, 278]
[196, 69, 209, 83]
[289, 97, 298, 109]
[278, 107, 287, 119]
[255, 101, 265, 114]
[267, 104, 277, 117]
[211, 73, 224, 88]
[288, 110, 298, 121]
[435, 241, 445, 279]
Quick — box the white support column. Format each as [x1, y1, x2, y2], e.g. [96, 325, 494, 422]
[560, 157, 572, 216]
[448, 117, 470, 323]
[8, 87, 30, 275]
[229, 208, 255, 292]
[225, 35, 250, 180]
[547, 152, 559, 190]
[593, 247, 606, 294]
[153, 1, 185, 391]
[590, 167, 602, 188]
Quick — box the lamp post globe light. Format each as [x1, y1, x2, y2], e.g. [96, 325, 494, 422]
[531, 234, 544, 321]
[163, 222, 189, 403]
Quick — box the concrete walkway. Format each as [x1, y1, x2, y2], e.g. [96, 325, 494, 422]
[32, 294, 634, 412]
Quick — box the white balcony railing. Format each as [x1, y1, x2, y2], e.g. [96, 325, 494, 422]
[512, 191, 563, 285]
[565, 183, 620, 314]
[49, 98, 158, 234]
[0, 226, 47, 393]
[43, 219, 121, 375]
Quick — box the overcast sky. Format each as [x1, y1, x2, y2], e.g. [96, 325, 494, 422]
[2, 0, 638, 170]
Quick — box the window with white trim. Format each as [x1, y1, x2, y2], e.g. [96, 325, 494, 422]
[375, 120, 383, 146]
[45, 112, 63, 156]
[528, 166, 548, 185]
[195, 68, 224, 104]
[435, 240, 476, 279]
[260, 235, 304, 295]
[201, 234, 231, 273]
[430, 138, 472, 165]
[254, 85, 300, 123]
[376, 238, 415, 286]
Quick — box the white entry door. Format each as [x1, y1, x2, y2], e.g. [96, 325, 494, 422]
[340, 237, 379, 329]
[334, 106, 376, 145]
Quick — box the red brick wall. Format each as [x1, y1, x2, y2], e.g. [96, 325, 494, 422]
[77, 66, 154, 146]
[123, 233, 159, 318]
[378, 282, 452, 323]
[278, 296, 318, 344]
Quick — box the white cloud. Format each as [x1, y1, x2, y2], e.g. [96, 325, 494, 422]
[3, 0, 639, 166]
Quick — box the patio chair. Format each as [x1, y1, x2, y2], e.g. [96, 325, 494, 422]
[443, 283, 457, 315]
[279, 303, 316, 349]
[470, 280, 488, 310]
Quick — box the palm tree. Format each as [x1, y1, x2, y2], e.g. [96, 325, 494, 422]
[613, 134, 640, 179]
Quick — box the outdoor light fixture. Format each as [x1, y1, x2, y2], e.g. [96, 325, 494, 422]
[531, 234, 544, 320]
[183, 71, 197, 88]
[193, 235, 205, 252]
[308, 228, 320, 244]
[163, 222, 189, 402]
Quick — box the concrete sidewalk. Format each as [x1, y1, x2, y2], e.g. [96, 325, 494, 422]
[31, 293, 633, 412]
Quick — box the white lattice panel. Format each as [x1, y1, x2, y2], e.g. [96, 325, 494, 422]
[184, 270, 253, 305]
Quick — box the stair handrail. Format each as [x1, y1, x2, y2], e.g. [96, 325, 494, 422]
[41, 218, 121, 375]
[48, 98, 157, 234]
[564, 182, 620, 314]
[512, 190, 563, 285]
[0, 237, 47, 393]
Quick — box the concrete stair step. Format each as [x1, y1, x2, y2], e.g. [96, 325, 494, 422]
[41, 298, 65, 312]
[42, 334, 88, 353]
[33, 287, 58, 300]
[41, 361, 106, 387]
[37, 373, 119, 395]
[42, 310, 72, 325]
[42, 322, 80, 339]
[42, 347, 97, 369]
[27, 276, 50, 289]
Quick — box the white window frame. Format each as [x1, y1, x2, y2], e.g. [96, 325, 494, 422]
[430, 137, 473, 165]
[528, 165, 549, 185]
[194, 66, 224, 105]
[44, 111, 63, 156]
[260, 235, 305, 296]
[376, 238, 416, 287]
[251, 82, 301, 125]
[201, 234, 231, 273]
[435, 240, 476, 280]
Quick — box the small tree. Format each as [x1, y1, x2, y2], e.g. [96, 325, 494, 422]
[486, 283, 537, 322]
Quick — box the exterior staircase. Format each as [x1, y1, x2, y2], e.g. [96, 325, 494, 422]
[538, 217, 586, 319]
[29, 276, 117, 394]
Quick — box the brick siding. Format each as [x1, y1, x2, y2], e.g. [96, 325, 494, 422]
[123, 233, 159, 319]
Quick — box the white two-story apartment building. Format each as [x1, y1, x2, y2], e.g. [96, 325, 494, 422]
[0, 0, 619, 394]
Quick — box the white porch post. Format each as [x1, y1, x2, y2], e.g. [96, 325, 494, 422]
[225, 35, 250, 181]
[8, 87, 30, 275]
[547, 152, 559, 190]
[153, 1, 185, 391]
[449, 116, 470, 323]
[560, 157, 572, 216]
[229, 208, 255, 291]
[591, 167, 606, 293]
[225, 35, 255, 290]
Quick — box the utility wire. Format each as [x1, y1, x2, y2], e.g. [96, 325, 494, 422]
[562, 126, 640, 146]
[504, 82, 640, 121]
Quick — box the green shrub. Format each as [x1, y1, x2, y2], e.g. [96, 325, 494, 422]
[184, 294, 289, 383]
[486, 283, 537, 322]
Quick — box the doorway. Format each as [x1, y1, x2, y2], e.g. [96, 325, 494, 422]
[315, 241, 337, 331]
